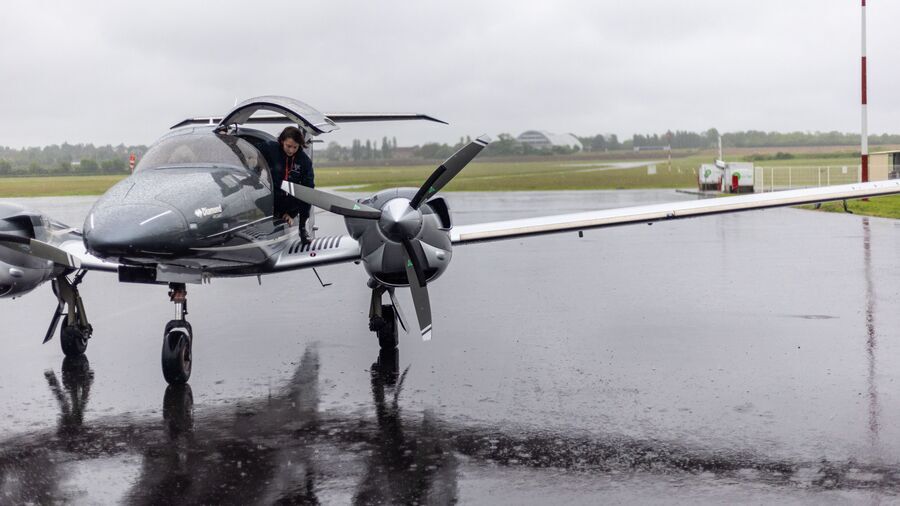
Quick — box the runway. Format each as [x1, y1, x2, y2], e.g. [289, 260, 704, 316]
[2, 190, 900, 504]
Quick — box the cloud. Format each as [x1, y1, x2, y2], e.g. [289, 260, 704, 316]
[0, 1, 897, 148]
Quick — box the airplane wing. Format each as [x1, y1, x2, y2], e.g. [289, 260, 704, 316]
[171, 113, 447, 130]
[267, 234, 361, 273]
[323, 113, 447, 125]
[450, 180, 900, 245]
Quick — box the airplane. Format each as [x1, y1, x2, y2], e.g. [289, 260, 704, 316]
[2, 95, 900, 385]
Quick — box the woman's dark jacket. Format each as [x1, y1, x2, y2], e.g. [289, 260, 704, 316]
[264, 142, 314, 220]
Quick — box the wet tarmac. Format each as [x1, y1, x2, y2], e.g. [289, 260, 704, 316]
[2, 190, 900, 504]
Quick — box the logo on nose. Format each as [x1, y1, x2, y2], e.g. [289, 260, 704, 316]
[194, 206, 223, 218]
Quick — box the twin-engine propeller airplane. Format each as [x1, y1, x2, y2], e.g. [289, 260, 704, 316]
[2, 95, 900, 385]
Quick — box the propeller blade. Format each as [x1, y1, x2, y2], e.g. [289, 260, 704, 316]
[409, 134, 491, 209]
[281, 182, 381, 219]
[401, 239, 432, 341]
[0, 233, 81, 269]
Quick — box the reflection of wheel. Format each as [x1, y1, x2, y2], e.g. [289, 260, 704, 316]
[163, 383, 194, 436]
[162, 322, 192, 384]
[60, 324, 88, 356]
[61, 354, 93, 391]
[377, 304, 398, 350]
[372, 347, 400, 386]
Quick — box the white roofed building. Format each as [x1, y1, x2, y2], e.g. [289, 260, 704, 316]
[517, 130, 583, 151]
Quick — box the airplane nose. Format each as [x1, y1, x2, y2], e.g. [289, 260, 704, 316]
[84, 204, 189, 257]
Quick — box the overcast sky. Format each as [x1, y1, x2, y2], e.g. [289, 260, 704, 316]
[2, 1, 899, 148]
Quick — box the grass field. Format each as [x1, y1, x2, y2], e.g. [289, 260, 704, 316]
[0, 159, 702, 196]
[800, 194, 900, 219]
[0, 175, 127, 198]
[318, 159, 698, 191]
[2, 153, 897, 219]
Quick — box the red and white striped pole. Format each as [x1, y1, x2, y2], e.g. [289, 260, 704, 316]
[861, 0, 869, 182]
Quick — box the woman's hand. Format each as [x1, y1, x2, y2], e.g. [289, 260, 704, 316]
[282, 213, 294, 226]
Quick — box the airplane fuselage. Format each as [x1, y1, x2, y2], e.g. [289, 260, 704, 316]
[83, 126, 288, 273]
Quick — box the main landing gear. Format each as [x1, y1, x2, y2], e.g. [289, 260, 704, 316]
[44, 275, 192, 384]
[162, 283, 193, 384]
[368, 282, 403, 350]
[46, 271, 93, 357]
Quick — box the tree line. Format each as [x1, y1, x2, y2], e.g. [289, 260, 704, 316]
[3, 129, 899, 175]
[0, 143, 146, 176]
[620, 129, 900, 151]
[319, 129, 900, 162]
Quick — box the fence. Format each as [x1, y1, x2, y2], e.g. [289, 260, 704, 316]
[754, 165, 861, 193]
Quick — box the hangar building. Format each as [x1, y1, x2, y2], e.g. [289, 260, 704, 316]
[869, 150, 900, 180]
[517, 130, 583, 151]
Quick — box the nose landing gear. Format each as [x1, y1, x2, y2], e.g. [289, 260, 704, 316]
[162, 283, 193, 384]
[46, 270, 93, 357]
[368, 283, 404, 350]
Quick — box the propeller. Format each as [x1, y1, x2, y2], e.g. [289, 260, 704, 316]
[0, 233, 81, 269]
[281, 134, 490, 221]
[285, 134, 491, 341]
[401, 238, 432, 341]
[410, 134, 491, 209]
[281, 182, 381, 219]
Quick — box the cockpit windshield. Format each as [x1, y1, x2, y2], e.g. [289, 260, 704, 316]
[136, 131, 268, 174]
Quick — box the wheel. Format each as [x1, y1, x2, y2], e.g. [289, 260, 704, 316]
[60, 324, 88, 356]
[377, 304, 398, 350]
[165, 320, 192, 339]
[162, 322, 192, 384]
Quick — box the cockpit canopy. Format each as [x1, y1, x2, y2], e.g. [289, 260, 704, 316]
[135, 129, 268, 174]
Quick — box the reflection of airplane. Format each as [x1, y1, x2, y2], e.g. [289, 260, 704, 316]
[0, 347, 459, 504]
[3, 95, 900, 384]
[1, 347, 898, 503]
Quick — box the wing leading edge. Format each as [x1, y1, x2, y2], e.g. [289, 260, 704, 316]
[451, 180, 900, 245]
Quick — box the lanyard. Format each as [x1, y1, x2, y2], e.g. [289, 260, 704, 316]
[284, 154, 294, 181]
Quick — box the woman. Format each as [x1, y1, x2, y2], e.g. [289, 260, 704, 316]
[270, 126, 314, 243]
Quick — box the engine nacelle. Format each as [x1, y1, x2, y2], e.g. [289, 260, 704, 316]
[0, 203, 58, 298]
[345, 188, 454, 288]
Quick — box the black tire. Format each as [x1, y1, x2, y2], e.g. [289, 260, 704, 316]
[60, 324, 88, 356]
[161, 326, 192, 385]
[165, 320, 193, 339]
[377, 304, 399, 350]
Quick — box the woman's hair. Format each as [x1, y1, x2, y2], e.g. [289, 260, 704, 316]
[278, 126, 307, 148]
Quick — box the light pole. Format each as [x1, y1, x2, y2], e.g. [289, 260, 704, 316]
[861, 0, 869, 183]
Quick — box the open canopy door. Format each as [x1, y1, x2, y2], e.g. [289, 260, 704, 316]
[217, 95, 338, 134]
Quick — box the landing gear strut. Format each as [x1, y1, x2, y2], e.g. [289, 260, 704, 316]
[369, 283, 400, 350]
[161, 283, 193, 384]
[46, 270, 92, 357]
